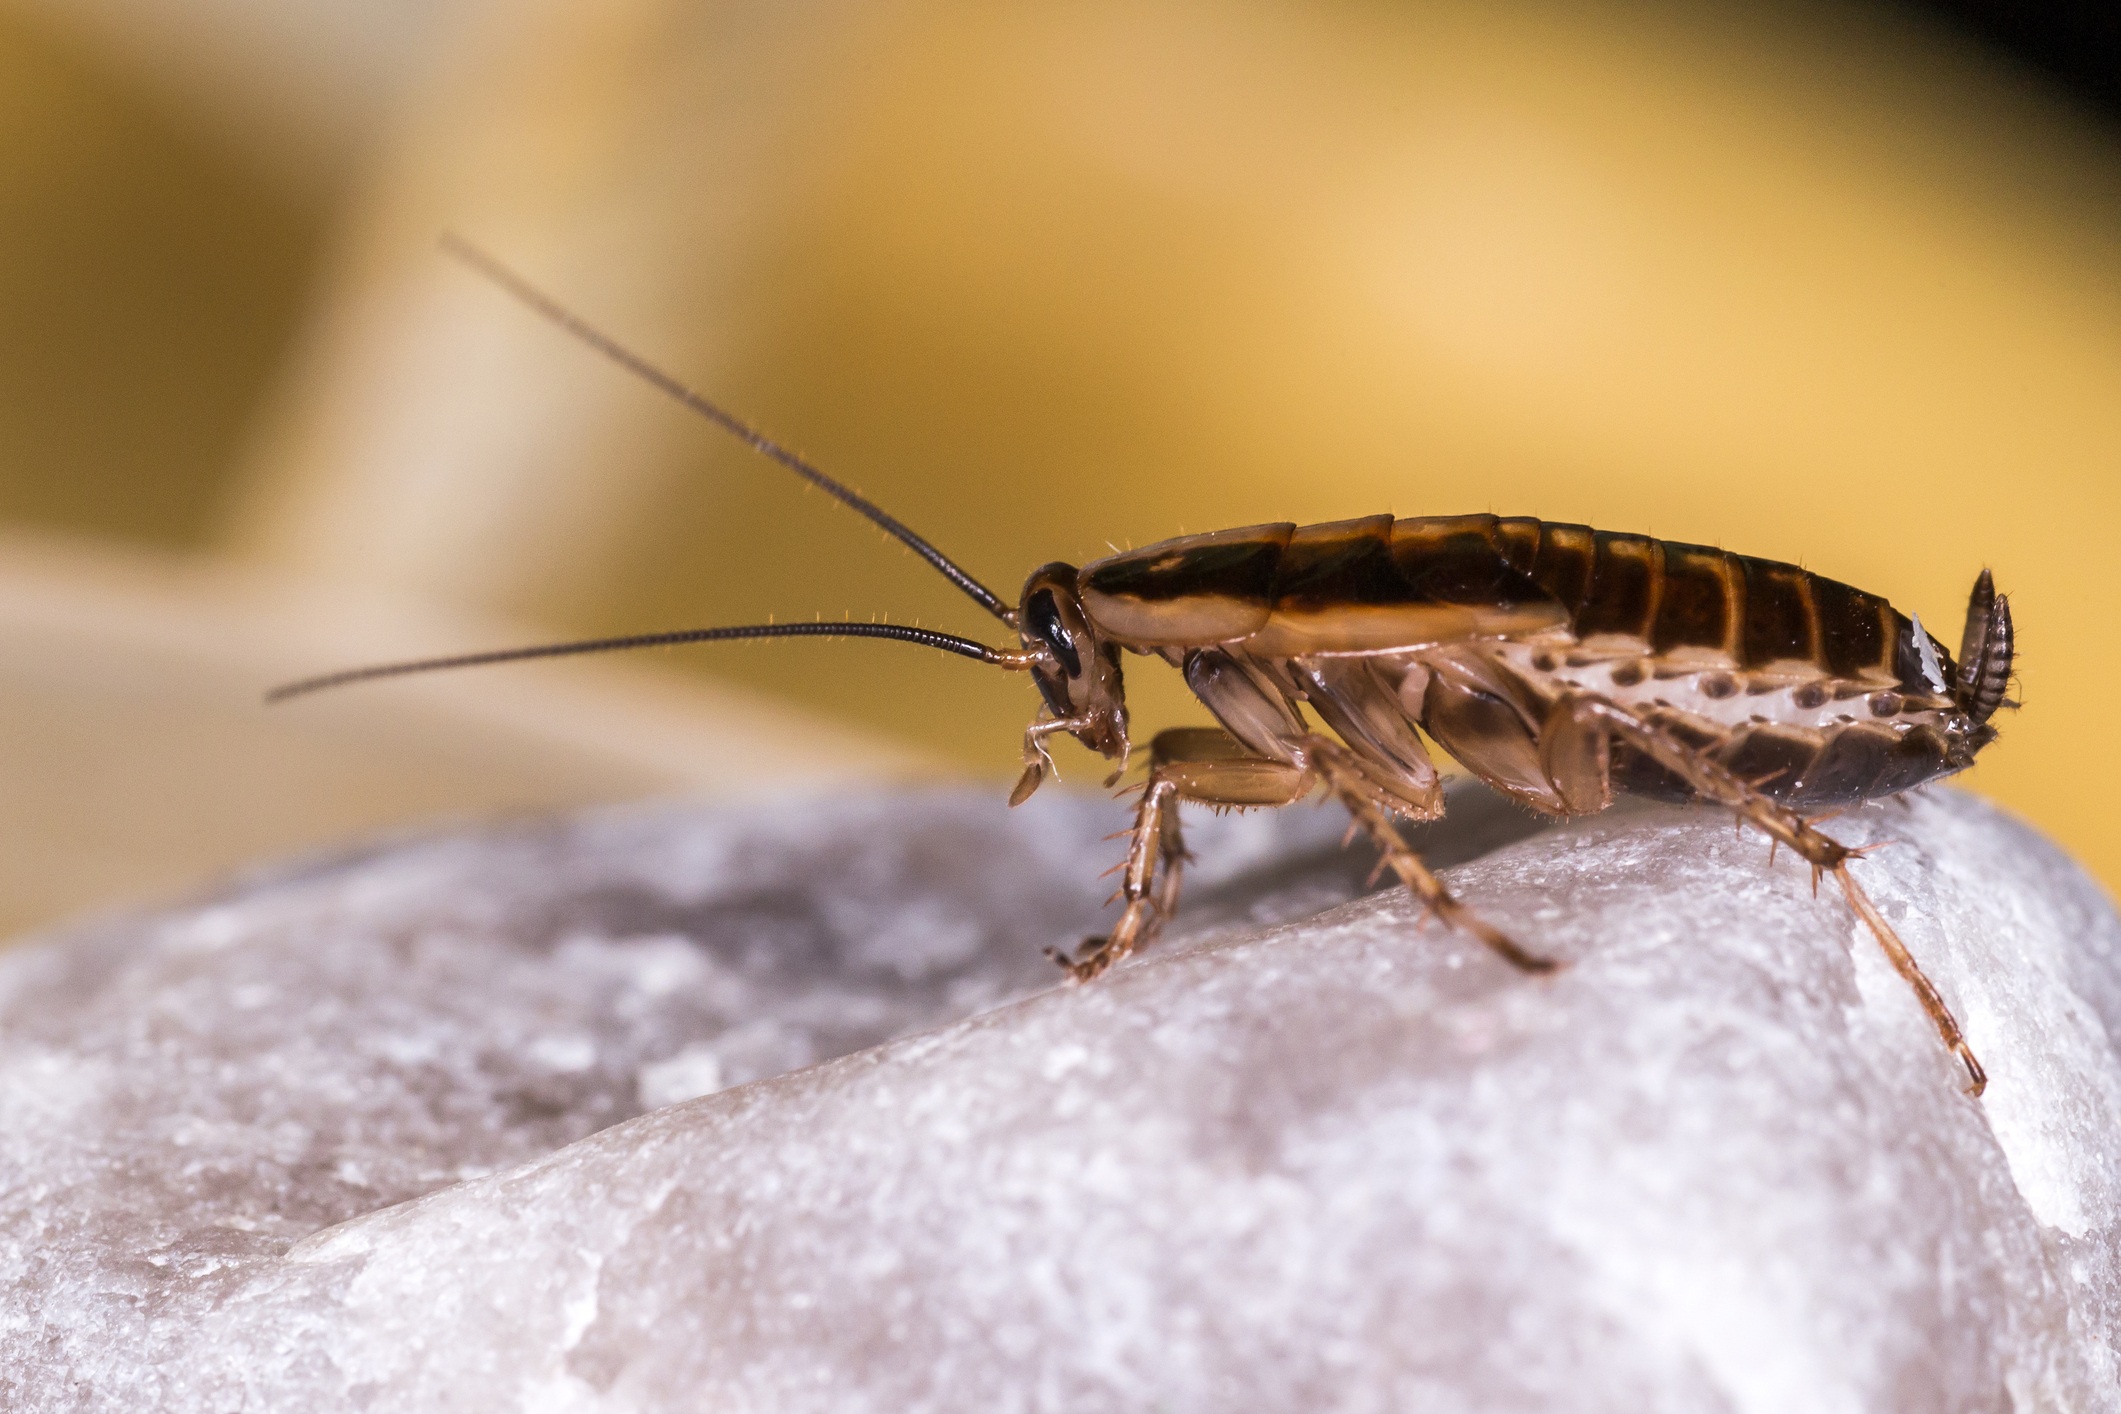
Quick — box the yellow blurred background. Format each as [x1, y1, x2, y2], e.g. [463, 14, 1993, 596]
[0, 0, 2114, 935]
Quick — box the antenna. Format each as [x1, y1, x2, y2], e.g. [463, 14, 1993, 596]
[440, 234, 1015, 624]
[267, 620, 1037, 704]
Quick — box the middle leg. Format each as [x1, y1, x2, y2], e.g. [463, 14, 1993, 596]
[1300, 733, 1559, 973]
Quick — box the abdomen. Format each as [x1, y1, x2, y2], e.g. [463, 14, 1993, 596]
[1081, 513, 1908, 678]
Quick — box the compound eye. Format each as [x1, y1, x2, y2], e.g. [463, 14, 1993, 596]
[1025, 588, 1082, 677]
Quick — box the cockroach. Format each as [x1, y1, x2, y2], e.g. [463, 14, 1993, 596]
[272, 238, 2015, 1096]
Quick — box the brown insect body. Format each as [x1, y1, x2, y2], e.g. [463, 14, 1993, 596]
[1071, 514, 1998, 814]
[275, 244, 2016, 1099]
[1009, 514, 2012, 1095]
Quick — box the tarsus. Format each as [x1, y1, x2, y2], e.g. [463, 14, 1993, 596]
[440, 232, 1015, 624]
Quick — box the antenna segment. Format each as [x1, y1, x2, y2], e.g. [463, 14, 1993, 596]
[439, 234, 1014, 624]
[267, 620, 1035, 703]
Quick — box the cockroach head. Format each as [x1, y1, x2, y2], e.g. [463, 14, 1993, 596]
[1017, 562, 1128, 757]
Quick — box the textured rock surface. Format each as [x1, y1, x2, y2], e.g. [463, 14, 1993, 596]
[0, 785, 2117, 1411]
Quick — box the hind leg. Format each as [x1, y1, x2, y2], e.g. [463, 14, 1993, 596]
[1556, 695, 1985, 1096]
[1051, 727, 1309, 982]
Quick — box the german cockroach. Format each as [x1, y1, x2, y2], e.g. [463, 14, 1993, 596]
[273, 239, 2015, 1096]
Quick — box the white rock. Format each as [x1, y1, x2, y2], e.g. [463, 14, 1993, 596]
[0, 785, 2116, 1412]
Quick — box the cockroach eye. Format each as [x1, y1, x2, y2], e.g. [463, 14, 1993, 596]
[1026, 589, 1081, 677]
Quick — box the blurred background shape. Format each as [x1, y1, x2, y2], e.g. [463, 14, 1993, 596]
[0, 0, 2113, 934]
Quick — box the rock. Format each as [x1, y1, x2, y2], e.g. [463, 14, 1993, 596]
[0, 785, 2116, 1411]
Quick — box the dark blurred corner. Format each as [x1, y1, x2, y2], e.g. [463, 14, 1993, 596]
[1900, 0, 2121, 125]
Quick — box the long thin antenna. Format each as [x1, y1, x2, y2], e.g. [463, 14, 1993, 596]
[267, 621, 1036, 704]
[440, 233, 1015, 625]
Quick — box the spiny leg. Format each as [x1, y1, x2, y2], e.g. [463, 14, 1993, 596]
[1301, 734, 1558, 974]
[1050, 727, 1307, 982]
[1048, 775, 1183, 982]
[1559, 695, 1985, 1096]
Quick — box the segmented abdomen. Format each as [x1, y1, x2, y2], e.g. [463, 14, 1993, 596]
[1079, 513, 1906, 678]
[1489, 517, 1901, 677]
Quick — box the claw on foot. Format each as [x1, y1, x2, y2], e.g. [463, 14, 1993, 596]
[1833, 861, 1986, 1101]
[1046, 940, 1115, 983]
[1958, 1043, 1989, 1098]
[1466, 919, 1560, 974]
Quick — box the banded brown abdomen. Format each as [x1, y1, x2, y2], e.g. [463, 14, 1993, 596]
[1080, 513, 1915, 683]
[1509, 522, 1906, 681]
[1080, 514, 1977, 809]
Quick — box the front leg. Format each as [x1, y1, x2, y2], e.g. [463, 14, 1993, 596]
[1553, 695, 1986, 1096]
[1011, 713, 1092, 806]
[1051, 727, 1308, 981]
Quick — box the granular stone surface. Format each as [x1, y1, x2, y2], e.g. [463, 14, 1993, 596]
[0, 785, 2115, 1411]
